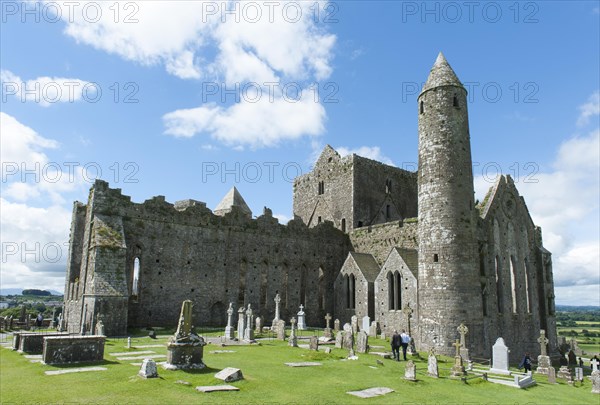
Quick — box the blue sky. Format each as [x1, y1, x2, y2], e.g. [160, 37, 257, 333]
[1, 1, 598, 305]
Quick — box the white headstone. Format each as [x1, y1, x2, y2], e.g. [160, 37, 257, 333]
[404, 360, 416, 381]
[138, 359, 159, 378]
[428, 353, 439, 378]
[490, 337, 511, 375]
[215, 367, 244, 383]
[591, 370, 600, 394]
[361, 316, 370, 332]
[592, 358, 600, 373]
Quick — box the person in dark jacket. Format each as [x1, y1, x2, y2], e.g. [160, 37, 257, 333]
[391, 330, 401, 361]
[519, 353, 532, 372]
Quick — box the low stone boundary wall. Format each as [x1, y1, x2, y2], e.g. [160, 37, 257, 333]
[18, 332, 71, 354]
[42, 335, 105, 365]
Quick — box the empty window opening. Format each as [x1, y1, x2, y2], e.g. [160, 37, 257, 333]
[132, 257, 140, 298]
[433, 254, 439, 262]
[453, 95, 459, 107]
[420, 101, 424, 114]
[341, 218, 346, 232]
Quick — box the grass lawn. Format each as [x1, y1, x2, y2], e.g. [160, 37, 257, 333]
[2, 332, 598, 404]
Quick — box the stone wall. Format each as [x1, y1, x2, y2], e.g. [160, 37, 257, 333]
[18, 332, 71, 354]
[64, 180, 351, 335]
[349, 221, 418, 264]
[42, 335, 105, 365]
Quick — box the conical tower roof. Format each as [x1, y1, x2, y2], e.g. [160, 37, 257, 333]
[420, 52, 464, 95]
[214, 186, 252, 217]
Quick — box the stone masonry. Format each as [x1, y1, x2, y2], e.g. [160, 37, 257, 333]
[62, 53, 557, 362]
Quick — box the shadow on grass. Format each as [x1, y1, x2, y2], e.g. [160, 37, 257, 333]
[178, 365, 221, 375]
[48, 359, 120, 368]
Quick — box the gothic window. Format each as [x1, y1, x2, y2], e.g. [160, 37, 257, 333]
[495, 256, 503, 313]
[345, 275, 350, 309]
[238, 260, 247, 307]
[481, 284, 488, 317]
[132, 257, 140, 299]
[510, 255, 518, 314]
[394, 272, 401, 310]
[260, 261, 268, 311]
[318, 268, 325, 311]
[387, 272, 394, 310]
[300, 264, 307, 307]
[524, 259, 532, 313]
[479, 247, 486, 276]
[349, 274, 356, 309]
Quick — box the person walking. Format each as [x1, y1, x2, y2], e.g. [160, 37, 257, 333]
[400, 330, 410, 361]
[391, 330, 401, 361]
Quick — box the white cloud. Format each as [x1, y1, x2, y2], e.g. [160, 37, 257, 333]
[48, 1, 336, 148]
[163, 91, 326, 148]
[577, 91, 599, 127]
[273, 213, 291, 224]
[1, 70, 93, 107]
[336, 146, 395, 166]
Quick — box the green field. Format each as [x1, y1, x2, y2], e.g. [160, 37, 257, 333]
[1, 332, 597, 404]
[557, 320, 600, 356]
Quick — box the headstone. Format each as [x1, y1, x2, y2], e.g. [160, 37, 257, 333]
[225, 303, 235, 339]
[348, 348, 357, 359]
[244, 304, 254, 341]
[276, 319, 286, 340]
[335, 331, 344, 348]
[343, 323, 352, 333]
[297, 305, 306, 330]
[237, 307, 245, 340]
[567, 350, 577, 366]
[288, 317, 298, 347]
[215, 367, 244, 383]
[457, 322, 470, 361]
[574, 367, 583, 382]
[148, 330, 156, 339]
[138, 359, 159, 378]
[361, 316, 370, 332]
[405, 360, 416, 381]
[356, 331, 369, 354]
[557, 366, 573, 383]
[25, 314, 31, 331]
[309, 335, 319, 351]
[272, 293, 281, 329]
[255, 317, 263, 334]
[19, 306, 26, 322]
[323, 313, 333, 338]
[547, 366, 556, 384]
[127, 337, 131, 349]
[334, 319, 340, 332]
[324, 347, 331, 354]
[592, 358, 600, 372]
[351, 315, 358, 334]
[451, 340, 466, 377]
[164, 300, 206, 370]
[95, 320, 105, 336]
[368, 321, 378, 338]
[490, 337, 510, 375]
[343, 331, 354, 351]
[380, 332, 386, 340]
[591, 370, 600, 394]
[428, 348, 439, 378]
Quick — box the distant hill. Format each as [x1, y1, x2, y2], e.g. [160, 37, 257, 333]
[0, 288, 63, 296]
[556, 305, 600, 311]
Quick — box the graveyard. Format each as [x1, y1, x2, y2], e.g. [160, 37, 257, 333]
[1, 324, 598, 404]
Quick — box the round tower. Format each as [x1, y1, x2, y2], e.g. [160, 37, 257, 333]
[416, 53, 483, 356]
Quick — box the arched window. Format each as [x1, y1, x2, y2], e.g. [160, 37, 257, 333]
[524, 259, 532, 313]
[510, 255, 518, 313]
[345, 275, 350, 309]
[349, 274, 356, 309]
[387, 272, 394, 310]
[238, 260, 247, 307]
[495, 256, 503, 313]
[132, 257, 140, 298]
[481, 283, 488, 317]
[394, 272, 401, 310]
[318, 267, 325, 310]
[260, 261, 268, 311]
[300, 265, 307, 307]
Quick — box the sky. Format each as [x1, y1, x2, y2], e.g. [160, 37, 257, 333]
[0, 1, 598, 305]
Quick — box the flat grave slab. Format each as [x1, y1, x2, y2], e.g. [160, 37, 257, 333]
[117, 354, 166, 361]
[109, 350, 156, 356]
[45, 366, 107, 376]
[24, 355, 42, 359]
[347, 387, 394, 398]
[134, 344, 165, 348]
[196, 385, 240, 393]
[284, 362, 322, 367]
[209, 350, 236, 354]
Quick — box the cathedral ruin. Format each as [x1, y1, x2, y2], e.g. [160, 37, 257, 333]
[62, 53, 557, 361]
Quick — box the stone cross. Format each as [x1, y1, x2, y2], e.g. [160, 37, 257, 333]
[537, 329, 549, 356]
[325, 313, 332, 329]
[591, 358, 600, 372]
[246, 304, 253, 329]
[290, 317, 297, 331]
[297, 304, 306, 330]
[289, 317, 298, 347]
[272, 294, 281, 326]
[402, 303, 413, 335]
[453, 339, 462, 358]
[457, 323, 469, 347]
[175, 300, 193, 339]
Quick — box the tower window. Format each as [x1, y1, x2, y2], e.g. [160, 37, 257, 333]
[453, 95, 459, 108]
[385, 179, 392, 194]
[341, 218, 346, 232]
[386, 205, 390, 219]
[357, 221, 363, 228]
[433, 254, 439, 262]
[318, 216, 322, 224]
[420, 101, 424, 114]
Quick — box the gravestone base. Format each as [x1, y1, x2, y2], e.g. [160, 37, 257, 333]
[451, 356, 466, 377]
[590, 370, 600, 394]
[536, 355, 551, 375]
[164, 340, 206, 370]
[224, 326, 234, 340]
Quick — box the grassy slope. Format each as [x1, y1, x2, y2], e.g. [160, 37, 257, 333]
[1, 335, 597, 404]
